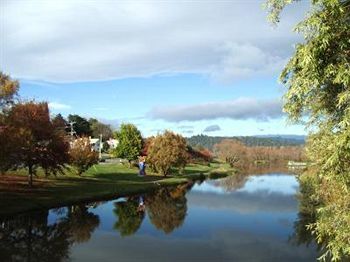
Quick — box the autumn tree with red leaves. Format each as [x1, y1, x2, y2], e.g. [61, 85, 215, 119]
[4, 102, 70, 186]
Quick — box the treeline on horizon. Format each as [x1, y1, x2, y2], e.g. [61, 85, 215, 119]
[187, 134, 305, 150]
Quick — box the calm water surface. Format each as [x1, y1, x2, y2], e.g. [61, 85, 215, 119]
[0, 173, 320, 262]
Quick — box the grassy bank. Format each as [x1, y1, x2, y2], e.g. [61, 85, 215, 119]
[0, 162, 234, 216]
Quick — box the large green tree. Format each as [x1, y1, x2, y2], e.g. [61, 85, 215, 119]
[68, 114, 92, 137]
[113, 123, 143, 166]
[265, 0, 350, 260]
[89, 118, 113, 140]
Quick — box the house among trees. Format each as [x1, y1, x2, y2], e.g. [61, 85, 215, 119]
[89, 137, 101, 152]
[106, 138, 119, 149]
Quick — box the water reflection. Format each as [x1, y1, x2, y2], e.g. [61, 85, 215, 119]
[113, 197, 145, 237]
[290, 209, 317, 247]
[0, 174, 321, 262]
[216, 173, 248, 191]
[66, 205, 100, 243]
[146, 186, 187, 234]
[113, 185, 189, 236]
[0, 205, 99, 262]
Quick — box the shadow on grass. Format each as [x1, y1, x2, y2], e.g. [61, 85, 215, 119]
[90, 172, 163, 183]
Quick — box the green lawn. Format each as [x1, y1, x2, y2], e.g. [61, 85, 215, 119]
[0, 161, 235, 216]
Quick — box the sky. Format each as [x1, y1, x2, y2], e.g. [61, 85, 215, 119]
[0, 0, 308, 137]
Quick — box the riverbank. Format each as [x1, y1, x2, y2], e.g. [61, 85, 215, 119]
[0, 162, 234, 216]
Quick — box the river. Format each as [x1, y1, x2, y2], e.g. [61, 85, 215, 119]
[0, 172, 320, 261]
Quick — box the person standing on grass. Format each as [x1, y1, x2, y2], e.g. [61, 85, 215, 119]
[142, 157, 146, 176]
[138, 156, 146, 176]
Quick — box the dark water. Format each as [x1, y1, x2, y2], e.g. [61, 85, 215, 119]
[0, 173, 320, 262]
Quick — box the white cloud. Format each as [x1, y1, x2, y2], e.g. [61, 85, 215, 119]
[48, 102, 71, 110]
[0, 0, 306, 82]
[211, 43, 288, 83]
[148, 97, 283, 122]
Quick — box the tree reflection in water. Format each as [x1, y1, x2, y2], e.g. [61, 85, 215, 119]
[146, 185, 188, 234]
[288, 176, 324, 255]
[215, 173, 248, 191]
[113, 184, 189, 236]
[215, 164, 299, 192]
[65, 205, 100, 243]
[0, 204, 100, 262]
[113, 197, 145, 237]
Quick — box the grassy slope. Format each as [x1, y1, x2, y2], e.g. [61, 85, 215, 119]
[0, 162, 234, 216]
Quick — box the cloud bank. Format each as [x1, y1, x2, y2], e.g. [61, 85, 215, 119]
[1, 0, 306, 82]
[203, 125, 221, 132]
[149, 97, 283, 122]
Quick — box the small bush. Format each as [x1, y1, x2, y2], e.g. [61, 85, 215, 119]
[69, 137, 99, 175]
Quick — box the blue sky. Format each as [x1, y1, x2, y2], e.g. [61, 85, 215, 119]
[1, 0, 308, 137]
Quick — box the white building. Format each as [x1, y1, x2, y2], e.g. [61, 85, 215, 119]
[89, 138, 101, 151]
[106, 138, 119, 149]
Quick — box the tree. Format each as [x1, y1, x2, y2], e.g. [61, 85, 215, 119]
[0, 72, 19, 110]
[213, 139, 247, 168]
[52, 114, 68, 133]
[140, 136, 155, 156]
[67, 114, 92, 137]
[0, 124, 18, 175]
[3, 102, 70, 186]
[265, 0, 350, 260]
[187, 145, 213, 164]
[89, 118, 113, 140]
[102, 141, 110, 153]
[113, 123, 143, 166]
[147, 131, 188, 176]
[69, 137, 99, 175]
[0, 73, 20, 174]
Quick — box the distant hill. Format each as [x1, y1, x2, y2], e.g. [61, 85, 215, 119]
[187, 134, 305, 150]
[255, 134, 306, 141]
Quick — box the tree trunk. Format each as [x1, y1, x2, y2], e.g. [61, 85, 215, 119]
[28, 165, 33, 187]
[162, 167, 168, 177]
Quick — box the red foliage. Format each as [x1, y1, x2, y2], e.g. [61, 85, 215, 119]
[187, 146, 213, 163]
[140, 136, 154, 156]
[2, 102, 70, 185]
